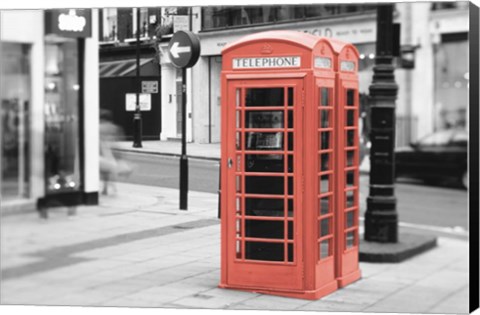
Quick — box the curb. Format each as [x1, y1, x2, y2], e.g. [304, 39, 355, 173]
[113, 148, 221, 162]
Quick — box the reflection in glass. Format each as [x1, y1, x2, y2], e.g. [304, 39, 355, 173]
[246, 88, 284, 106]
[44, 38, 81, 194]
[288, 110, 294, 128]
[236, 132, 241, 150]
[245, 111, 284, 155]
[246, 111, 283, 128]
[245, 176, 284, 195]
[246, 219, 284, 239]
[236, 197, 241, 213]
[245, 154, 284, 172]
[319, 196, 330, 215]
[346, 190, 355, 208]
[1, 42, 31, 199]
[246, 197, 284, 217]
[246, 132, 283, 151]
[236, 88, 241, 107]
[288, 243, 294, 262]
[321, 131, 330, 149]
[346, 171, 355, 187]
[246, 241, 284, 262]
[347, 89, 355, 106]
[347, 130, 355, 147]
[346, 150, 355, 166]
[320, 153, 330, 171]
[288, 132, 294, 151]
[346, 211, 355, 228]
[320, 87, 330, 106]
[288, 221, 294, 240]
[236, 219, 242, 236]
[288, 177, 294, 195]
[320, 218, 330, 237]
[319, 239, 330, 259]
[236, 240, 242, 258]
[347, 109, 355, 126]
[288, 87, 294, 106]
[236, 176, 242, 192]
[320, 110, 329, 128]
[346, 231, 355, 248]
[320, 174, 330, 193]
[236, 111, 241, 128]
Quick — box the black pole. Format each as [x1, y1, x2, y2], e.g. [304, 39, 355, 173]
[179, 67, 188, 210]
[133, 7, 143, 148]
[179, 8, 195, 210]
[364, 4, 399, 243]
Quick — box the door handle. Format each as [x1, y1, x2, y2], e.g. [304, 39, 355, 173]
[227, 158, 233, 169]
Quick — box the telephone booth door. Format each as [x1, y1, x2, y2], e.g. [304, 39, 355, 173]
[223, 77, 304, 292]
[335, 45, 361, 287]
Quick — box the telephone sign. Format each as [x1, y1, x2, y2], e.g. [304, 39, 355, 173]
[168, 31, 201, 69]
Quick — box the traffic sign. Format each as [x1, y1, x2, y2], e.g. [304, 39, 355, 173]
[141, 81, 158, 93]
[167, 30, 201, 69]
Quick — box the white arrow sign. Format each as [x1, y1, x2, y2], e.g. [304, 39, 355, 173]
[170, 42, 192, 59]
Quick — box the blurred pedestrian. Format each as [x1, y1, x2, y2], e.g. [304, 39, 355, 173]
[99, 109, 132, 195]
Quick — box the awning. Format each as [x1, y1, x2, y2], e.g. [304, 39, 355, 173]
[99, 58, 158, 78]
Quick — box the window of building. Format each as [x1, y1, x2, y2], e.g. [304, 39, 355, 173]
[102, 8, 118, 41]
[201, 5, 376, 30]
[431, 2, 469, 11]
[44, 37, 82, 194]
[1, 42, 31, 200]
[434, 34, 468, 130]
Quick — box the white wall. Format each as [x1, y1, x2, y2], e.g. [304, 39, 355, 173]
[411, 3, 435, 139]
[191, 56, 210, 143]
[83, 9, 100, 193]
[160, 61, 179, 141]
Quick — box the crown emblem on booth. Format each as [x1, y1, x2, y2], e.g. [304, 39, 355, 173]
[320, 44, 325, 55]
[260, 44, 273, 54]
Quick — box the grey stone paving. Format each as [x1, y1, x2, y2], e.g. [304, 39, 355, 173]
[0, 182, 470, 314]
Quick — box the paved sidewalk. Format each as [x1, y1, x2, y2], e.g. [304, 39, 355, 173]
[0, 182, 469, 313]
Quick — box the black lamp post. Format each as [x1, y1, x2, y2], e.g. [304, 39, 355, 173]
[133, 7, 143, 148]
[364, 4, 399, 243]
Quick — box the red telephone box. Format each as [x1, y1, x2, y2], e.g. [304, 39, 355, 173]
[219, 31, 361, 300]
[332, 39, 362, 287]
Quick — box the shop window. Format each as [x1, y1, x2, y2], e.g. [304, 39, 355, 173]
[102, 8, 118, 41]
[44, 38, 81, 194]
[1, 42, 31, 199]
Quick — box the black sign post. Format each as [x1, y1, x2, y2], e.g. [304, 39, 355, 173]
[168, 31, 200, 210]
[133, 7, 143, 148]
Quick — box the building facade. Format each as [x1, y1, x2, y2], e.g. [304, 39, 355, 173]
[157, 2, 469, 147]
[98, 7, 166, 140]
[1, 9, 100, 213]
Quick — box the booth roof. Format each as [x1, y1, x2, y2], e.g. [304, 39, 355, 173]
[221, 30, 349, 54]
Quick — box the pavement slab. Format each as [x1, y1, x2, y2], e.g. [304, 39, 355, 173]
[1, 182, 470, 314]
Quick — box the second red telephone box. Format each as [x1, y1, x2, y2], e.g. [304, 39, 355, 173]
[219, 31, 361, 300]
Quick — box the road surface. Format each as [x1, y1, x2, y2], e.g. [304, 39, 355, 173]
[117, 151, 469, 238]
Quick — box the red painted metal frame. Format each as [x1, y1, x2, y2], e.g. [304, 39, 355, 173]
[220, 31, 360, 300]
[334, 42, 362, 287]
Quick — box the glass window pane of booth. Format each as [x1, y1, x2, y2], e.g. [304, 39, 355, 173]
[240, 86, 295, 263]
[246, 88, 284, 106]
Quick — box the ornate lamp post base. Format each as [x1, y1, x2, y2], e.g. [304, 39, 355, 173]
[360, 4, 436, 262]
